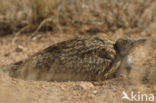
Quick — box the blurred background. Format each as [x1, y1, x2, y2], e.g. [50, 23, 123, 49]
[0, 0, 156, 36]
[0, 0, 156, 103]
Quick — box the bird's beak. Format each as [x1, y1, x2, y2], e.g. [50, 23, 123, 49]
[134, 38, 147, 46]
[129, 38, 147, 53]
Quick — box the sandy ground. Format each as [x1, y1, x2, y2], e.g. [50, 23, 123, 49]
[0, 32, 156, 103]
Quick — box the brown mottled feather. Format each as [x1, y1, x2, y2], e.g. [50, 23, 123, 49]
[1, 36, 118, 81]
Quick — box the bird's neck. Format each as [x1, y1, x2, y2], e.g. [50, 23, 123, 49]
[116, 54, 133, 77]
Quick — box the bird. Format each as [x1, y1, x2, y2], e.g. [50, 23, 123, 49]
[0, 35, 146, 81]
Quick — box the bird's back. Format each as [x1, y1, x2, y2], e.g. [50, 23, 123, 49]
[1, 36, 118, 81]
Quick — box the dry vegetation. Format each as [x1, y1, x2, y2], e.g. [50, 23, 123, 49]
[0, 0, 156, 36]
[0, 0, 156, 103]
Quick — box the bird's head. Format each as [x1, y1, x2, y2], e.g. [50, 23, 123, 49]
[114, 38, 147, 58]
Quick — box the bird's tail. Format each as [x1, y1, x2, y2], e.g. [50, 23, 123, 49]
[0, 61, 22, 77]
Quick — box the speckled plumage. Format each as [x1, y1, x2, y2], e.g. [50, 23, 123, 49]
[0, 36, 146, 81]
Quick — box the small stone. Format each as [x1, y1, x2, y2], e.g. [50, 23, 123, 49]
[32, 34, 43, 40]
[76, 82, 94, 90]
[93, 90, 97, 94]
[15, 45, 25, 52]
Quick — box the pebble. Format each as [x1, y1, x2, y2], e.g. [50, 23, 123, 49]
[76, 82, 94, 90]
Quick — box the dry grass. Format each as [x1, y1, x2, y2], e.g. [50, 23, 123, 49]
[0, 1, 156, 103]
[0, 0, 156, 36]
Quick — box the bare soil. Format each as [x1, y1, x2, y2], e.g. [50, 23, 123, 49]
[0, 32, 156, 103]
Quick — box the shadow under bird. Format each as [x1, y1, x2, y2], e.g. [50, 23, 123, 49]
[0, 36, 146, 81]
